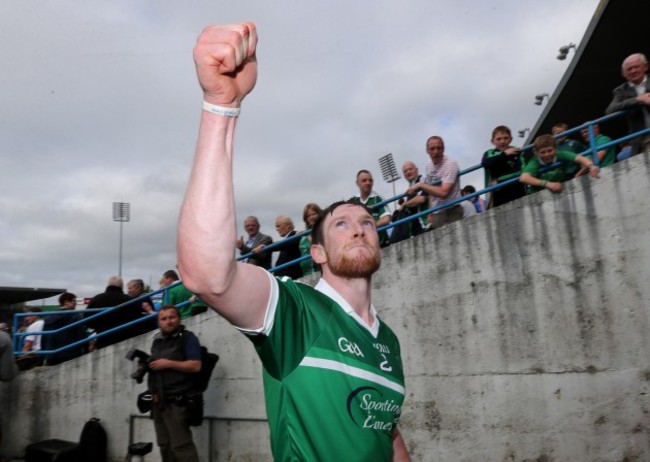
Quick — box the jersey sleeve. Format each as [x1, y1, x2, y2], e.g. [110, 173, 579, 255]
[521, 157, 541, 176]
[374, 197, 391, 219]
[246, 279, 333, 381]
[556, 150, 578, 163]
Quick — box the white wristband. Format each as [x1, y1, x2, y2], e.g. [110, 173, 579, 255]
[202, 101, 240, 117]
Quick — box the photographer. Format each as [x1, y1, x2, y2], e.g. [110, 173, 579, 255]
[147, 305, 201, 462]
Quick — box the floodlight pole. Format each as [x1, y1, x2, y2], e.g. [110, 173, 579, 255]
[112, 202, 131, 278]
[378, 153, 401, 210]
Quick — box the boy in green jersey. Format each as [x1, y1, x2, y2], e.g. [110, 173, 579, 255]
[178, 23, 410, 461]
[520, 134, 600, 194]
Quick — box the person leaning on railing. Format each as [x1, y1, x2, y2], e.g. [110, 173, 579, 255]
[605, 53, 650, 156]
[43, 292, 89, 365]
[519, 134, 600, 195]
[481, 125, 526, 208]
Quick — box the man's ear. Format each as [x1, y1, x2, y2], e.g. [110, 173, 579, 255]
[310, 244, 326, 265]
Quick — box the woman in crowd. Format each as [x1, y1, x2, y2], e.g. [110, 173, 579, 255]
[298, 203, 322, 276]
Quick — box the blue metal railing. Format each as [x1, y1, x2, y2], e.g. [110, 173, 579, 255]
[14, 110, 647, 361]
[246, 110, 647, 275]
[12, 281, 188, 359]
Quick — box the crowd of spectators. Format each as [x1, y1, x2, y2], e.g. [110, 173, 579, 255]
[233, 54, 649, 284]
[8, 53, 648, 368]
[8, 269, 210, 367]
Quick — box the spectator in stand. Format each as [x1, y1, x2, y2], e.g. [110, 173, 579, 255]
[267, 216, 303, 279]
[43, 293, 88, 365]
[160, 269, 208, 318]
[552, 123, 588, 154]
[459, 198, 477, 218]
[127, 279, 156, 315]
[552, 122, 588, 177]
[617, 142, 633, 162]
[298, 203, 322, 277]
[461, 185, 486, 214]
[580, 124, 616, 168]
[22, 307, 44, 353]
[15, 307, 45, 369]
[390, 162, 427, 244]
[0, 327, 18, 450]
[520, 134, 600, 194]
[481, 125, 526, 208]
[86, 275, 141, 349]
[127, 279, 158, 335]
[605, 53, 650, 156]
[408, 136, 462, 229]
[236, 216, 273, 269]
[349, 170, 392, 247]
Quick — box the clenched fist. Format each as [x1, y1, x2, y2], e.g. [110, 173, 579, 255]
[193, 22, 258, 107]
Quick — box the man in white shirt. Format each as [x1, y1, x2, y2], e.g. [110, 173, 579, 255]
[22, 307, 44, 352]
[407, 136, 463, 230]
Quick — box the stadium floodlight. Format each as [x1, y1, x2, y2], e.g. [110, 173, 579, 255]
[557, 43, 576, 61]
[378, 153, 401, 209]
[534, 93, 549, 106]
[518, 128, 530, 138]
[113, 202, 131, 277]
[378, 153, 400, 184]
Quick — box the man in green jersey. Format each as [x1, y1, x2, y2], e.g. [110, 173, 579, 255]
[350, 169, 392, 247]
[177, 23, 410, 461]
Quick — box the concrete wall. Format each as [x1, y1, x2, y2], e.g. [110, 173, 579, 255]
[3, 154, 650, 461]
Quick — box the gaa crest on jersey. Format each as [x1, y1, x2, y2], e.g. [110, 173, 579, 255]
[338, 337, 365, 357]
[346, 386, 401, 434]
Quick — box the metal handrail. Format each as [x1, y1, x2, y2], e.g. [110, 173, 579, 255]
[12, 282, 186, 357]
[14, 111, 645, 358]
[266, 110, 643, 274]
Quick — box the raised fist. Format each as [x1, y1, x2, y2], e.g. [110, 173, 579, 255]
[193, 22, 258, 107]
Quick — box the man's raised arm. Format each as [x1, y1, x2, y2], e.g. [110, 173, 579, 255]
[177, 23, 271, 330]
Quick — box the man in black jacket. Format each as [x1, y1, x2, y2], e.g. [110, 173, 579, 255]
[86, 276, 140, 348]
[270, 216, 303, 279]
[43, 292, 88, 365]
[148, 305, 201, 462]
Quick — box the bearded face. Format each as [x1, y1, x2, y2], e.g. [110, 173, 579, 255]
[313, 204, 381, 279]
[326, 244, 380, 279]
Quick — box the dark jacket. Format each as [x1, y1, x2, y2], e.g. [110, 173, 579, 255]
[273, 230, 304, 279]
[148, 326, 200, 398]
[606, 78, 650, 155]
[240, 233, 273, 269]
[43, 310, 88, 365]
[85, 286, 141, 348]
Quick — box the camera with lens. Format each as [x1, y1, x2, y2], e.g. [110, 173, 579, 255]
[125, 349, 153, 383]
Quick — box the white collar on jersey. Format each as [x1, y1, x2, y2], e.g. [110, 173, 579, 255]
[315, 278, 380, 337]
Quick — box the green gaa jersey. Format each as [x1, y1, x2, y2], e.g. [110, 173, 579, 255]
[242, 275, 405, 461]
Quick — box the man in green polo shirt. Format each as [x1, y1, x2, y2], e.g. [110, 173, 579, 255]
[177, 23, 410, 461]
[520, 134, 600, 194]
[350, 169, 392, 247]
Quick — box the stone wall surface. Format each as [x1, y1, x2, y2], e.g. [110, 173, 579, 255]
[2, 154, 650, 461]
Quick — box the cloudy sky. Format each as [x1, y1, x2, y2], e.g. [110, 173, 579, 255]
[1, 0, 600, 301]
